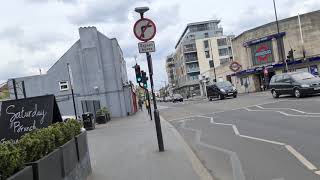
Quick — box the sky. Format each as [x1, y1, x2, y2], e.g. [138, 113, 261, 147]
[0, 0, 319, 90]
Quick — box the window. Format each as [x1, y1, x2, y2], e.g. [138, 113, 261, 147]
[217, 38, 227, 46]
[220, 58, 230, 65]
[240, 77, 249, 86]
[209, 60, 214, 68]
[59, 81, 69, 91]
[204, 33, 209, 38]
[203, 40, 209, 49]
[205, 51, 210, 58]
[218, 48, 229, 56]
[274, 75, 283, 83]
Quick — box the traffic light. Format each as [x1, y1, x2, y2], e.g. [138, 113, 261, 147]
[141, 71, 148, 88]
[287, 49, 294, 61]
[135, 64, 142, 83]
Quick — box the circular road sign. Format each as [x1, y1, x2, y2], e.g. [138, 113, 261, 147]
[133, 18, 156, 42]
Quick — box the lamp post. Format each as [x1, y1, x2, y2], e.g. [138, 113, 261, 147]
[67, 63, 77, 120]
[209, 39, 217, 82]
[134, 7, 164, 152]
[273, 0, 288, 72]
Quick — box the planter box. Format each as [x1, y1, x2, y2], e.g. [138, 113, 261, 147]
[26, 149, 63, 180]
[60, 138, 78, 177]
[75, 131, 88, 162]
[96, 115, 106, 124]
[7, 166, 33, 180]
[106, 114, 111, 122]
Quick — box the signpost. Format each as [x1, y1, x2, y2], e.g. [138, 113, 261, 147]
[133, 7, 164, 152]
[0, 95, 62, 141]
[138, 41, 155, 53]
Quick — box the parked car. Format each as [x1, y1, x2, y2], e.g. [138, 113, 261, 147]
[164, 96, 172, 102]
[269, 72, 320, 98]
[172, 94, 184, 103]
[206, 81, 237, 100]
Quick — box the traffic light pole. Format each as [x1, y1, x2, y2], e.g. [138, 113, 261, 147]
[145, 89, 152, 120]
[146, 52, 164, 152]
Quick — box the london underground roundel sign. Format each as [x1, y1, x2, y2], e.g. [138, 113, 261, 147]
[229, 61, 242, 72]
[255, 45, 272, 62]
[133, 18, 156, 42]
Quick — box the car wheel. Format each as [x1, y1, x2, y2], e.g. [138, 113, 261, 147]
[209, 98, 212, 101]
[294, 88, 302, 98]
[218, 94, 224, 100]
[233, 94, 237, 98]
[272, 90, 279, 98]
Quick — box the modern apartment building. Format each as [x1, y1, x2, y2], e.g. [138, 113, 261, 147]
[167, 20, 233, 97]
[165, 54, 175, 95]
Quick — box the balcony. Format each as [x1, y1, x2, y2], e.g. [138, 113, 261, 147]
[187, 68, 200, 73]
[185, 58, 198, 64]
[184, 47, 197, 53]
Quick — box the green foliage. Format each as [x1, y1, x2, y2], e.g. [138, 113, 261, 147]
[0, 119, 83, 179]
[0, 141, 25, 180]
[96, 107, 110, 116]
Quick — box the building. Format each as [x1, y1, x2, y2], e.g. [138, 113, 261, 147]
[168, 20, 233, 97]
[229, 10, 320, 93]
[8, 27, 134, 118]
[165, 54, 175, 95]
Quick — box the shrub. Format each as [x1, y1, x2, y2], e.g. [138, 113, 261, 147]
[0, 119, 83, 178]
[96, 107, 110, 116]
[0, 141, 25, 180]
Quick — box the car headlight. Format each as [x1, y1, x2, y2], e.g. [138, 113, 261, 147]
[301, 84, 310, 88]
[220, 89, 226, 93]
[232, 87, 237, 91]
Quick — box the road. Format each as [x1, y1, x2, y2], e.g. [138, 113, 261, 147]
[159, 92, 320, 180]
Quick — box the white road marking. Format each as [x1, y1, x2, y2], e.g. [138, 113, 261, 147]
[180, 120, 246, 180]
[285, 145, 317, 171]
[256, 105, 320, 115]
[232, 125, 240, 135]
[244, 107, 320, 117]
[198, 115, 320, 175]
[239, 135, 285, 146]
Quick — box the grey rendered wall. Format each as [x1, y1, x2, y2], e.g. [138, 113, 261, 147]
[97, 33, 127, 117]
[7, 27, 132, 118]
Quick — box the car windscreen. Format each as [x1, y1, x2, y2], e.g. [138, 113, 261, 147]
[216, 81, 232, 88]
[173, 94, 182, 98]
[291, 72, 315, 81]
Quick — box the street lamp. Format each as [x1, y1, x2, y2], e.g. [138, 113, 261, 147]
[273, 0, 288, 72]
[135, 7, 149, 18]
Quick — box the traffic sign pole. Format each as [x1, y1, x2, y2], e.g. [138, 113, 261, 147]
[146, 52, 164, 151]
[133, 7, 164, 152]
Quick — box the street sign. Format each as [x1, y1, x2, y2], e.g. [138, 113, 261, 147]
[138, 41, 155, 53]
[0, 95, 62, 141]
[133, 18, 156, 42]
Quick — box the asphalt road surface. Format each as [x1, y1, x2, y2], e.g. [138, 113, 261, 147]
[159, 92, 320, 180]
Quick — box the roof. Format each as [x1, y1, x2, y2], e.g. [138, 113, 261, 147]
[233, 10, 320, 41]
[175, 20, 221, 49]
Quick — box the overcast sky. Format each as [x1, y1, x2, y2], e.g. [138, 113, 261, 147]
[0, 0, 319, 90]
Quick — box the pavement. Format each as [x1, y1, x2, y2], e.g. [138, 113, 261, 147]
[86, 110, 212, 180]
[160, 92, 320, 180]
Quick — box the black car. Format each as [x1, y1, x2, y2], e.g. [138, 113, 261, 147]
[269, 72, 320, 98]
[206, 81, 237, 100]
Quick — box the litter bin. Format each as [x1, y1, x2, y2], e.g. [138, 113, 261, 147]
[82, 112, 95, 130]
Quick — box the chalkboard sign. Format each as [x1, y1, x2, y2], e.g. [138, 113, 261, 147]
[0, 95, 62, 141]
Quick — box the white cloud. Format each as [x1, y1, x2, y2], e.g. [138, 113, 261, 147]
[0, 0, 319, 89]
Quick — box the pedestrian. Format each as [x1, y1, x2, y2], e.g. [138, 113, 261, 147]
[138, 99, 143, 111]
